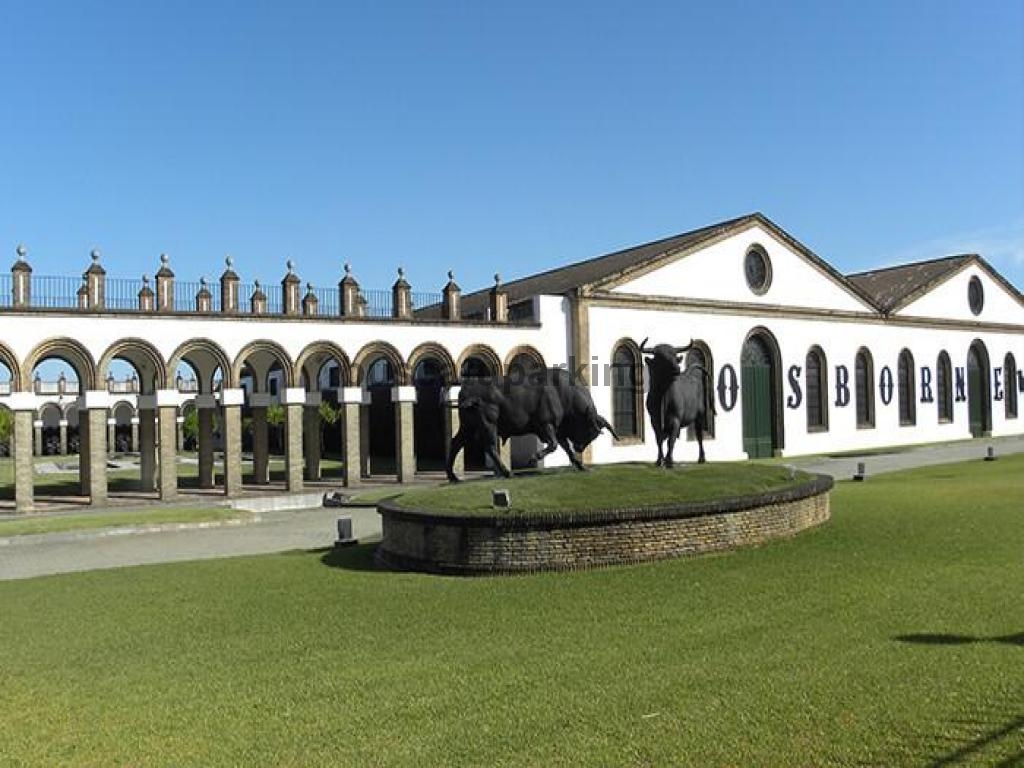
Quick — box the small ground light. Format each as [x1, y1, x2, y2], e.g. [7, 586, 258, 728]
[853, 461, 866, 482]
[334, 515, 357, 547]
[492, 489, 511, 508]
[985, 446, 996, 462]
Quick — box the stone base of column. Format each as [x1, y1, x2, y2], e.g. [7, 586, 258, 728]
[395, 400, 415, 484]
[158, 406, 178, 501]
[86, 408, 108, 506]
[14, 410, 35, 512]
[223, 405, 243, 497]
[342, 402, 361, 488]
[285, 403, 303, 492]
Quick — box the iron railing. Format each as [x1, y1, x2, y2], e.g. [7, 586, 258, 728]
[0, 274, 11, 308]
[32, 275, 82, 309]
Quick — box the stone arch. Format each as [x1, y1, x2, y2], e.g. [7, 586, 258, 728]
[503, 344, 546, 375]
[97, 338, 167, 394]
[232, 340, 295, 392]
[408, 342, 457, 384]
[295, 341, 351, 390]
[455, 344, 501, 380]
[352, 341, 409, 386]
[684, 339, 715, 439]
[0, 341, 22, 392]
[168, 339, 233, 393]
[23, 337, 97, 391]
[967, 338, 991, 437]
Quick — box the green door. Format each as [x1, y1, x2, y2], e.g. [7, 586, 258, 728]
[741, 337, 774, 459]
[967, 346, 988, 438]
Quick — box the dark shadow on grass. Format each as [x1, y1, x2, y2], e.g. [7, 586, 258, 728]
[925, 714, 1024, 767]
[895, 632, 1024, 647]
[317, 542, 382, 573]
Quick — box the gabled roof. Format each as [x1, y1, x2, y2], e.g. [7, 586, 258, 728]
[424, 212, 877, 318]
[847, 254, 977, 313]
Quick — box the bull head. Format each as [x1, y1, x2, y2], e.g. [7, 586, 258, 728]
[639, 337, 693, 377]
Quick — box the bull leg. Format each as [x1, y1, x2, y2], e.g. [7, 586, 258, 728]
[664, 419, 681, 469]
[484, 432, 511, 478]
[446, 428, 466, 483]
[653, 426, 665, 467]
[558, 437, 587, 471]
[530, 423, 561, 464]
[694, 414, 707, 464]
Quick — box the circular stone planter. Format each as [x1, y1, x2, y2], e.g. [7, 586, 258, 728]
[375, 474, 833, 575]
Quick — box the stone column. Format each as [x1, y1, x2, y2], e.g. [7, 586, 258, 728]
[251, 399, 270, 485]
[82, 393, 109, 506]
[107, 418, 116, 455]
[303, 394, 322, 482]
[197, 396, 216, 489]
[176, 416, 184, 452]
[59, 419, 68, 455]
[445, 386, 464, 477]
[282, 388, 305, 492]
[340, 387, 365, 487]
[221, 389, 245, 496]
[359, 402, 370, 478]
[13, 405, 35, 512]
[33, 420, 42, 457]
[158, 399, 179, 501]
[129, 418, 138, 453]
[393, 386, 416, 483]
[138, 407, 157, 492]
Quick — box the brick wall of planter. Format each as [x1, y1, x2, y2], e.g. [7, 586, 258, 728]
[375, 475, 833, 574]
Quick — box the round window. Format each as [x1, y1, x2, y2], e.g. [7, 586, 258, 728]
[744, 247, 772, 295]
[968, 276, 984, 316]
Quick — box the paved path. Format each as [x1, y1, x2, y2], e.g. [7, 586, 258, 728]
[2, 436, 1022, 582]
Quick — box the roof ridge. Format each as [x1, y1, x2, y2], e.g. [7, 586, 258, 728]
[459, 212, 759, 299]
[846, 253, 975, 279]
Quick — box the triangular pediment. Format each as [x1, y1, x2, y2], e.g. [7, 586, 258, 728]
[602, 217, 876, 314]
[894, 258, 1024, 323]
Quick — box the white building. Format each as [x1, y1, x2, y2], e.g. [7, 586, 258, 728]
[1, 213, 1021, 511]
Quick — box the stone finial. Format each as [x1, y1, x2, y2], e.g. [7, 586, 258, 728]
[398, 266, 405, 279]
[226, 255, 234, 269]
[142, 275, 150, 286]
[344, 262, 351, 275]
[200, 277, 207, 288]
[15, 244, 27, 261]
[91, 248, 101, 263]
[160, 253, 169, 266]
[494, 273, 501, 287]
[254, 279, 262, 290]
[286, 259, 295, 274]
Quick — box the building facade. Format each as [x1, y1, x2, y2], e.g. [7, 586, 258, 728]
[1, 213, 1021, 512]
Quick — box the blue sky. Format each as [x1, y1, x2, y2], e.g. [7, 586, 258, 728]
[1, 0, 1022, 298]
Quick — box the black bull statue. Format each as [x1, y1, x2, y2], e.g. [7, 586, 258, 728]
[446, 366, 617, 482]
[640, 337, 716, 467]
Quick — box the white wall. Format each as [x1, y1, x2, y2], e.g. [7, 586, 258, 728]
[611, 224, 872, 314]
[587, 303, 1024, 464]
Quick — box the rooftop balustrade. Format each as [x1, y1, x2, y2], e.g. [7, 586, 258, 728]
[3, 248, 496, 323]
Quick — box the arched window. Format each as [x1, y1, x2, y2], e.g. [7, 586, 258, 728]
[898, 349, 916, 426]
[806, 346, 828, 431]
[686, 342, 715, 439]
[855, 348, 874, 428]
[611, 343, 641, 439]
[1006, 353, 1018, 420]
[937, 351, 953, 423]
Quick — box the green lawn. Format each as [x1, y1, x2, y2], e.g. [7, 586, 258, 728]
[393, 462, 812, 516]
[0, 505, 245, 537]
[1, 457, 1022, 765]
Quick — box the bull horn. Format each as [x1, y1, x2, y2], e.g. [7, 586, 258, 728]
[638, 337, 652, 354]
[674, 339, 694, 355]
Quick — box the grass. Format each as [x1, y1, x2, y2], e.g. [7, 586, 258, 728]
[393, 462, 812, 516]
[0, 505, 245, 537]
[0, 456, 1022, 765]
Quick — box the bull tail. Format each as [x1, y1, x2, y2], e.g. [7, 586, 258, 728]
[597, 415, 619, 441]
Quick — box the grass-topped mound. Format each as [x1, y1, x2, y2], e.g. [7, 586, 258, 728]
[390, 462, 815, 518]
